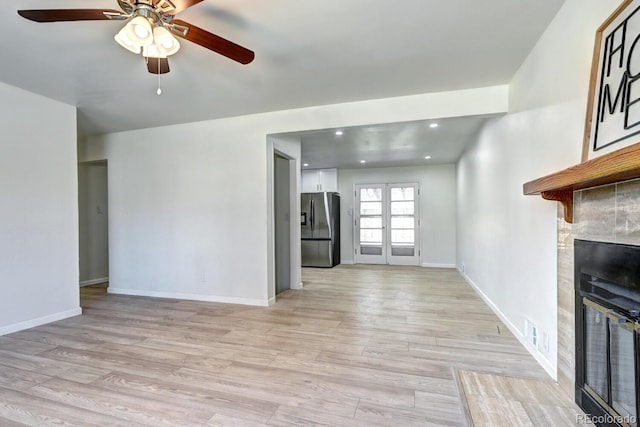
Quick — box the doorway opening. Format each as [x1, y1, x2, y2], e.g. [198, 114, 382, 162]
[274, 153, 293, 295]
[355, 182, 420, 265]
[78, 161, 109, 289]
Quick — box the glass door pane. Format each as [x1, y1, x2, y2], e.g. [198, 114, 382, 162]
[388, 184, 418, 263]
[610, 321, 637, 426]
[356, 185, 386, 263]
[584, 305, 609, 402]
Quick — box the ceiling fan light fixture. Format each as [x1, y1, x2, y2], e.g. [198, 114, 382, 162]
[125, 15, 153, 46]
[17, 1, 255, 76]
[114, 27, 141, 54]
[153, 25, 180, 56]
[142, 43, 167, 59]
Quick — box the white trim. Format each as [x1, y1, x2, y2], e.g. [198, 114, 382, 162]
[107, 288, 272, 307]
[421, 263, 456, 268]
[340, 260, 355, 265]
[0, 307, 82, 336]
[80, 277, 109, 287]
[291, 281, 304, 290]
[458, 267, 557, 380]
[268, 297, 276, 306]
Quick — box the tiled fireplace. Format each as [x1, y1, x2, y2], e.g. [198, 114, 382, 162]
[558, 179, 640, 425]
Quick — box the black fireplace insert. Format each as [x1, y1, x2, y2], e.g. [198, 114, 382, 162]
[575, 239, 640, 427]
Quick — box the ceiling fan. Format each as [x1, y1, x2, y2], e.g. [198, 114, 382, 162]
[17, 0, 255, 75]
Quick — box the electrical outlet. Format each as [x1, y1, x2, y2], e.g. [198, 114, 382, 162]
[524, 318, 539, 349]
[541, 331, 550, 353]
[461, 264, 465, 273]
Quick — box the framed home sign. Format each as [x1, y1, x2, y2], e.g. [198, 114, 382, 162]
[583, 0, 640, 161]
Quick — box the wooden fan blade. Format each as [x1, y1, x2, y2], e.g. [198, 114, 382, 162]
[157, 0, 204, 15]
[172, 19, 254, 64]
[18, 9, 123, 22]
[146, 57, 170, 74]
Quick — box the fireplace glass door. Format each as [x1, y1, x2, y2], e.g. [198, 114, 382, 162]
[610, 320, 637, 426]
[583, 297, 638, 427]
[585, 303, 609, 401]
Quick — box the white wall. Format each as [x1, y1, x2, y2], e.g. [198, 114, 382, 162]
[80, 86, 507, 306]
[78, 162, 109, 285]
[0, 82, 81, 335]
[338, 164, 456, 267]
[456, 0, 621, 378]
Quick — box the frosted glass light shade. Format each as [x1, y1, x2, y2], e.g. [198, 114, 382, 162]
[142, 43, 167, 59]
[114, 27, 140, 54]
[125, 16, 153, 47]
[153, 26, 180, 56]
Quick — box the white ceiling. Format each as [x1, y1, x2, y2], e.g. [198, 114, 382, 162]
[0, 0, 564, 138]
[289, 115, 499, 169]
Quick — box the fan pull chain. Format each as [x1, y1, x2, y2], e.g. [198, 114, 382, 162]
[156, 57, 162, 96]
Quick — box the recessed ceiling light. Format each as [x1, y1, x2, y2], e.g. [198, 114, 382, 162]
[424, 156, 432, 160]
[360, 160, 366, 164]
[303, 163, 309, 167]
[429, 123, 439, 128]
[335, 130, 343, 136]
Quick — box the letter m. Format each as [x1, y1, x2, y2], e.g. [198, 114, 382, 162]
[600, 72, 628, 122]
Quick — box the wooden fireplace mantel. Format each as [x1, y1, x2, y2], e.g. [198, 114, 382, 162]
[523, 143, 640, 223]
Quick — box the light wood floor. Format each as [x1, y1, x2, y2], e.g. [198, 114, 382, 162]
[0, 265, 575, 426]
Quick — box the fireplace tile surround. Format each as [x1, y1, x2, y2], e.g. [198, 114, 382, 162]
[557, 178, 640, 401]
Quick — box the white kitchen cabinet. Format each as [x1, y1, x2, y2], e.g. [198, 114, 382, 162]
[301, 170, 319, 192]
[301, 168, 338, 192]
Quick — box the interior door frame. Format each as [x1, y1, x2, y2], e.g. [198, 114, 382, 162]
[354, 182, 420, 266]
[78, 160, 110, 287]
[267, 135, 302, 305]
[274, 153, 292, 295]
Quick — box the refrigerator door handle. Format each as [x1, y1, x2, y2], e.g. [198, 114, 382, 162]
[324, 192, 332, 239]
[309, 199, 314, 231]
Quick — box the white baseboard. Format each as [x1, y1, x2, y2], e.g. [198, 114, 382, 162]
[268, 297, 276, 306]
[458, 268, 557, 380]
[80, 277, 109, 287]
[341, 260, 453, 268]
[421, 263, 456, 268]
[291, 281, 304, 290]
[0, 307, 83, 336]
[107, 287, 272, 307]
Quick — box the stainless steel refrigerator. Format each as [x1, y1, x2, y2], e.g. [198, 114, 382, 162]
[301, 192, 340, 267]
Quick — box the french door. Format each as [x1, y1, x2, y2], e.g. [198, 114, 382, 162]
[355, 183, 419, 265]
